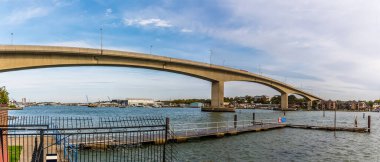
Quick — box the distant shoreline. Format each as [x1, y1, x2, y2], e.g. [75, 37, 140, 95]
[236, 107, 375, 112]
[13, 105, 378, 113]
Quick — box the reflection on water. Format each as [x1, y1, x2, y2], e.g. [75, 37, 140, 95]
[8, 106, 380, 161]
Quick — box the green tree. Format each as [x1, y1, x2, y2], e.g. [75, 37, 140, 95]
[288, 95, 298, 104]
[261, 98, 270, 104]
[271, 95, 281, 104]
[367, 101, 374, 108]
[0, 87, 9, 105]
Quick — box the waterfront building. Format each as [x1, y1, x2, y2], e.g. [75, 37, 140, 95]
[111, 98, 155, 106]
[178, 103, 189, 107]
[345, 101, 367, 111]
[373, 103, 380, 109]
[98, 102, 119, 107]
[126, 98, 154, 106]
[21, 98, 26, 104]
[348, 101, 357, 110]
[356, 101, 368, 110]
[111, 99, 128, 106]
[189, 102, 204, 108]
[319, 100, 336, 110]
[334, 101, 369, 111]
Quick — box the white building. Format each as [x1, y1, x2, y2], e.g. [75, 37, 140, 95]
[22, 98, 27, 104]
[372, 102, 380, 107]
[126, 98, 155, 106]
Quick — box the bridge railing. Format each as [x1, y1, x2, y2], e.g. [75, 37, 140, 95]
[170, 119, 283, 137]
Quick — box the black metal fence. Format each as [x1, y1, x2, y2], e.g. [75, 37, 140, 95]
[0, 116, 176, 162]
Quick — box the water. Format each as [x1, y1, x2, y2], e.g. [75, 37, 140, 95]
[8, 106, 380, 161]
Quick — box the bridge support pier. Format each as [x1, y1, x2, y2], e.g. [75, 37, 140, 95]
[202, 81, 235, 112]
[307, 101, 313, 110]
[281, 93, 288, 110]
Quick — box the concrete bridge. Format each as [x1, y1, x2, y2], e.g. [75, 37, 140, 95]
[0, 45, 322, 112]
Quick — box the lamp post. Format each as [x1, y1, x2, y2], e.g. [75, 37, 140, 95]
[100, 27, 103, 55]
[209, 49, 213, 66]
[334, 106, 336, 137]
[11, 33, 13, 45]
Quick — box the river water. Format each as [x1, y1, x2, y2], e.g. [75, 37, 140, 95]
[8, 106, 380, 161]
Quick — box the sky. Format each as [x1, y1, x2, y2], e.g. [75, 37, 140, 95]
[0, 0, 379, 102]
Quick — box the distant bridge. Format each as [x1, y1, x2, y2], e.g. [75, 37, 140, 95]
[0, 45, 322, 111]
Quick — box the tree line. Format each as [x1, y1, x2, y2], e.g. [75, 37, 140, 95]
[0, 86, 9, 105]
[161, 95, 308, 105]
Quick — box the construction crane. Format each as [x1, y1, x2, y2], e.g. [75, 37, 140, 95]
[86, 95, 89, 104]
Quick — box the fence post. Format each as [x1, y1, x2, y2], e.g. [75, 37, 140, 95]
[368, 115, 371, 133]
[334, 108, 336, 137]
[0, 128, 3, 160]
[39, 130, 44, 162]
[234, 114, 237, 129]
[164, 117, 169, 162]
[252, 113, 255, 125]
[206, 123, 208, 134]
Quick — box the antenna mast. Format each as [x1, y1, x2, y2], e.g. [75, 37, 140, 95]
[100, 27, 103, 55]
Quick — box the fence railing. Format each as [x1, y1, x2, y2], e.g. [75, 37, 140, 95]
[0, 116, 176, 162]
[170, 119, 282, 137]
[170, 115, 370, 137]
[285, 117, 369, 128]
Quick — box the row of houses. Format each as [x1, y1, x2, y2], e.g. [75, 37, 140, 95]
[318, 100, 369, 110]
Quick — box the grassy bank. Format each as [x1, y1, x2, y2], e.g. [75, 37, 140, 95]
[8, 146, 22, 162]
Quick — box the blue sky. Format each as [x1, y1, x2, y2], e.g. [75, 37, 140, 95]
[0, 0, 380, 102]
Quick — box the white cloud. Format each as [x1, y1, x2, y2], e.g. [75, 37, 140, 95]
[52, 0, 76, 7]
[211, 0, 380, 100]
[2, 1, 380, 101]
[105, 8, 112, 16]
[127, 0, 380, 100]
[6, 7, 50, 24]
[180, 28, 193, 33]
[124, 18, 172, 28]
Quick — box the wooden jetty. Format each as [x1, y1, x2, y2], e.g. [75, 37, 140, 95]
[76, 120, 371, 149]
[57, 116, 372, 149]
[171, 123, 369, 143]
[171, 123, 286, 142]
[286, 124, 368, 133]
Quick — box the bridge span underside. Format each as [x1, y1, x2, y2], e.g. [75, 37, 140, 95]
[0, 45, 322, 112]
